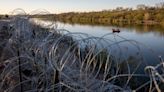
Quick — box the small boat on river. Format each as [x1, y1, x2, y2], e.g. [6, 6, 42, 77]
[112, 28, 120, 33]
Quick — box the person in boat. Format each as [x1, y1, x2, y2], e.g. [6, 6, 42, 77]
[112, 28, 120, 33]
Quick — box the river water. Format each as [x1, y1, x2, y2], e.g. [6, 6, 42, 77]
[34, 19, 164, 73]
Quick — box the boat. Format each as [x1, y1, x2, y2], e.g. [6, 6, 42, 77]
[112, 28, 120, 33]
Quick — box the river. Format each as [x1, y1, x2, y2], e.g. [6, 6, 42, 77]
[34, 19, 164, 73]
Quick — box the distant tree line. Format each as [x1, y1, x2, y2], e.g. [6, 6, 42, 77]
[52, 3, 164, 25]
[1, 3, 164, 26]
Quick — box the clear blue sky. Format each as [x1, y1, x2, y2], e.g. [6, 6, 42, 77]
[0, 0, 163, 14]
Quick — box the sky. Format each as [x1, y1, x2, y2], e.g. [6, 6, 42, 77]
[0, 0, 164, 14]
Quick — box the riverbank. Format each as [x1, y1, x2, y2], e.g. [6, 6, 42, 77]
[0, 17, 164, 91]
[33, 6, 164, 27]
[55, 18, 163, 26]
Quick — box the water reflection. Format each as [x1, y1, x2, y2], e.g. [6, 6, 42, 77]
[34, 19, 164, 68]
[64, 22, 164, 37]
[36, 19, 164, 56]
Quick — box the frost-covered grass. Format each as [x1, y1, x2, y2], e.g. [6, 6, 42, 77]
[0, 9, 164, 92]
